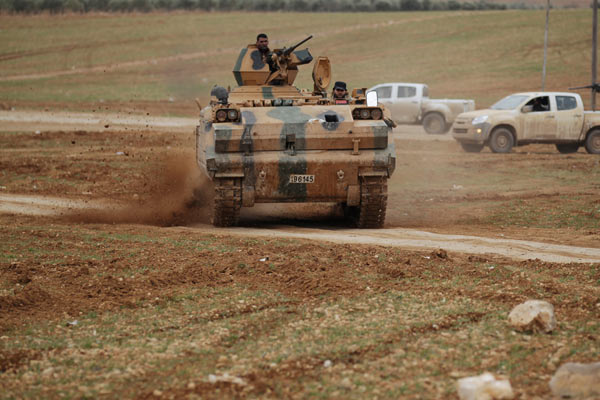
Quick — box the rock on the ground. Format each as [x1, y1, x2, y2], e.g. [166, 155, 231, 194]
[549, 362, 600, 398]
[457, 372, 514, 400]
[508, 300, 556, 333]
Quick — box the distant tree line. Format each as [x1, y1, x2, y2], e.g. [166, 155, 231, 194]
[5, 0, 555, 14]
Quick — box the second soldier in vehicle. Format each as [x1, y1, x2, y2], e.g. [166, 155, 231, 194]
[332, 81, 351, 104]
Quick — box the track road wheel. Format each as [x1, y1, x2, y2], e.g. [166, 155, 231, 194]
[348, 176, 388, 228]
[422, 113, 447, 135]
[212, 177, 242, 227]
[585, 129, 600, 154]
[489, 127, 514, 153]
[555, 143, 580, 154]
[460, 142, 484, 153]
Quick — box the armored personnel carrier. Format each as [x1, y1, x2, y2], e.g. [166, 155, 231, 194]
[196, 36, 396, 228]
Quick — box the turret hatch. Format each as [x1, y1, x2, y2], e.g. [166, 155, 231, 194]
[312, 56, 331, 94]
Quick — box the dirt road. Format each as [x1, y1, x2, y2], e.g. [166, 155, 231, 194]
[2, 109, 599, 265]
[0, 109, 194, 133]
[2, 190, 599, 264]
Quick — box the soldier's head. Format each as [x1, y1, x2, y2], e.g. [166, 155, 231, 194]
[256, 33, 269, 51]
[333, 81, 348, 99]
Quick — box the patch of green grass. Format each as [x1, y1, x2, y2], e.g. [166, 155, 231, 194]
[484, 196, 600, 230]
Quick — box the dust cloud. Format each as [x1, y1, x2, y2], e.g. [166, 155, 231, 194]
[67, 151, 213, 226]
[384, 135, 468, 229]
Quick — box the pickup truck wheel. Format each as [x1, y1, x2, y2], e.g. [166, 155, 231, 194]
[555, 143, 579, 154]
[489, 128, 514, 153]
[422, 113, 447, 135]
[585, 130, 600, 154]
[460, 142, 484, 153]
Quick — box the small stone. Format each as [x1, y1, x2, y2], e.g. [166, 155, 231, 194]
[431, 249, 448, 260]
[457, 372, 514, 400]
[549, 362, 600, 398]
[508, 300, 556, 333]
[340, 377, 352, 388]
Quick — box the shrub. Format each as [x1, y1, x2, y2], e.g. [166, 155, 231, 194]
[12, 0, 42, 12]
[131, 0, 152, 10]
[375, 0, 392, 11]
[448, 0, 461, 9]
[107, 0, 131, 11]
[41, 0, 63, 12]
[0, 0, 14, 10]
[400, 0, 421, 10]
[64, 0, 84, 10]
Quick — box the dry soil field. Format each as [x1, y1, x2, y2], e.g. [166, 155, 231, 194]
[1, 10, 599, 400]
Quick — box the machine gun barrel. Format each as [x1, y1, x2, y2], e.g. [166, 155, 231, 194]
[282, 35, 313, 57]
[569, 83, 600, 90]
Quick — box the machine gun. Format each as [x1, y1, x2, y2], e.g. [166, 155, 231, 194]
[266, 35, 314, 85]
[569, 83, 600, 91]
[279, 35, 313, 57]
[569, 82, 600, 111]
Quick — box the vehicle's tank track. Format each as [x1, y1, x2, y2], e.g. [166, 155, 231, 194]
[356, 176, 388, 228]
[212, 177, 242, 227]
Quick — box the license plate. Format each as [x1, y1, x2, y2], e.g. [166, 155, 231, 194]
[289, 174, 315, 184]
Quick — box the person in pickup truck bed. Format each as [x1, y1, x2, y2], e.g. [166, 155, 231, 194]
[332, 81, 350, 104]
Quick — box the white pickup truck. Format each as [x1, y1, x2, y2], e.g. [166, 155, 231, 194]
[367, 83, 475, 134]
[451, 92, 600, 154]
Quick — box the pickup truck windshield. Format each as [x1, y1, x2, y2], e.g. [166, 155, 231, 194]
[490, 95, 529, 110]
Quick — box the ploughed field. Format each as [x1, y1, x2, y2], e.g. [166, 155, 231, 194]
[1, 9, 599, 400]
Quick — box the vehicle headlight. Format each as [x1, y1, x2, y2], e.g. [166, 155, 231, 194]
[215, 110, 227, 122]
[370, 108, 383, 120]
[227, 109, 238, 121]
[472, 115, 488, 125]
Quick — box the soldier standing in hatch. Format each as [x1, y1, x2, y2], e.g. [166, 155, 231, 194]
[332, 81, 351, 104]
[256, 33, 270, 58]
[256, 33, 278, 73]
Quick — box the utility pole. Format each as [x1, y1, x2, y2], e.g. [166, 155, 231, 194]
[542, 0, 550, 90]
[592, 0, 598, 110]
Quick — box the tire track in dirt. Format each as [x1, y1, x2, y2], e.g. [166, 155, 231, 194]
[0, 110, 195, 133]
[0, 12, 474, 82]
[1, 193, 599, 263]
[196, 224, 600, 264]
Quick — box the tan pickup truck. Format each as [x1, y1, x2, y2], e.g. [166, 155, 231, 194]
[367, 83, 475, 134]
[452, 92, 600, 154]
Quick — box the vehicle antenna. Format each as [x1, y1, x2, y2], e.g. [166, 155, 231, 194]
[541, 0, 550, 91]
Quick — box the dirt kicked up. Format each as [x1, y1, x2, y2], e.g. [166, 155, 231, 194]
[1, 115, 599, 399]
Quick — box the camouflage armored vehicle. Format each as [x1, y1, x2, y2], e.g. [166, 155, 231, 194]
[196, 36, 397, 228]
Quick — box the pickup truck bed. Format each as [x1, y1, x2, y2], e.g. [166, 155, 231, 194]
[368, 83, 475, 134]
